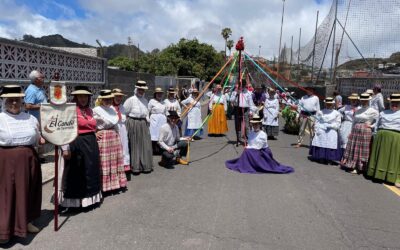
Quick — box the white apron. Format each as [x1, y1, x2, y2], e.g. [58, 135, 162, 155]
[312, 109, 341, 149]
[182, 97, 202, 129]
[150, 114, 167, 141]
[263, 99, 279, 126]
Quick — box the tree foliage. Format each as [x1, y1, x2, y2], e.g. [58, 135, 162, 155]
[109, 38, 224, 81]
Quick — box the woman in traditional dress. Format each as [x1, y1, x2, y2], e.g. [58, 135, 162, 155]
[341, 93, 379, 174]
[338, 93, 360, 157]
[181, 88, 203, 139]
[208, 84, 228, 135]
[124, 80, 153, 174]
[148, 87, 167, 154]
[309, 97, 342, 164]
[263, 88, 280, 140]
[112, 88, 131, 181]
[164, 87, 182, 136]
[367, 93, 400, 187]
[93, 90, 127, 192]
[0, 85, 43, 244]
[225, 115, 294, 174]
[57, 86, 102, 209]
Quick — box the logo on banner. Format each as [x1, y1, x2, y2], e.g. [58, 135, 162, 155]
[40, 103, 78, 145]
[49, 81, 67, 105]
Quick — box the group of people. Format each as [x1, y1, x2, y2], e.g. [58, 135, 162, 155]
[293, 85, 400, 187]
[0, 75, 205, 244]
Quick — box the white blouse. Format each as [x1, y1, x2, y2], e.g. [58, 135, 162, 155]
[123, 95, 149, 119]
[209, 93, 227, 111]
[353, 107, 379, 127]
[0, 111, 39, 146]
[246, 130, 269, 150]
[370, 93, 385, 112]
[378, 110, 400, 132]
[338, 105, 360, 122]
[93, 106, 119, 130]
[148, 99, 167, 115]
[163, 98, 182, 116]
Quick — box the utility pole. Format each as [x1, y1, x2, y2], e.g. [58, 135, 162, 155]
[277, 0, 286, 83]
[297, 28, 302, 82]
[127, 36, 133, 59]
[259, 45, 261, 57]
[330, 0, 338, 82]
[311, 10, 319, 84]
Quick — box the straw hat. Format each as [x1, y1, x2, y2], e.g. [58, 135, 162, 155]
[135, 80, 148, 90]
[167, 109, 180, 118]
[324, 97, 335, 104]
[348, 93, 359, 100]
[112, 88, 126, 96]
[388, 93, 400, 102]
[359, 93, 372, 101]
[154, 87, 164, 93]
[71, 86, 92, 95]
[250, 114, 262, 124]
[215, 84, 222, 89]
[0, 85, 25, 98]
[167, 87, 176, 94]
[268, 87, 276, 92]
[97, 89, 114, 99]
[192, 88, 199, 93]
[366, 89, 374, 95]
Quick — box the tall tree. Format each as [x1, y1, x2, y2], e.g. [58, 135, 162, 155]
[221, 28, 232, 59]
[226, 39, 234, 56]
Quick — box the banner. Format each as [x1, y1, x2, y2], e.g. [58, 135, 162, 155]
[40, 103, 78, 146]
[49, 81, 67, 105]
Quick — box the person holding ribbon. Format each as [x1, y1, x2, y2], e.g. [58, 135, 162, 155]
[208, 84, 228, 136]
[181, 88, 203, 139]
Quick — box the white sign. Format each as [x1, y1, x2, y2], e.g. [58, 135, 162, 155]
[40, 103, 78, 145]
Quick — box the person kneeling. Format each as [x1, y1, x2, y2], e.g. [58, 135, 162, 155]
[158, 110, 189, 168]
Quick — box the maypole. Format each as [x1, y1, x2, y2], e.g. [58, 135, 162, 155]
[235, 37, 245, 146]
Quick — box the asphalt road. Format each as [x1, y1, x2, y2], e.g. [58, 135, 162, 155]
[4, 111, 400, 250]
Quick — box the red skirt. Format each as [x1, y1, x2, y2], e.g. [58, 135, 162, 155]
[343, 123, 372, 170]
[97, 130, 127, 192]
[0, 146, 42, 240]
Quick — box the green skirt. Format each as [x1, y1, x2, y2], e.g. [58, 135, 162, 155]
[367, 129, 400, 184]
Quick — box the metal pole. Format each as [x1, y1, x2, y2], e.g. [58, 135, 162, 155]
[277, 0, 286, 83]
[54, 145, 59, 231]
[297, 28, 302, 81]
[330, 0, 338, 81]
[289, 35, 293, 80]
[311, 10, 319, 84]
[259, 45, 261, 57]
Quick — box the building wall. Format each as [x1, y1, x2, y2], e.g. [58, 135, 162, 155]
[107, 68, 155, 97]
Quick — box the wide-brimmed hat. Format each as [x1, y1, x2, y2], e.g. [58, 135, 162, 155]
[250, 114, 262, 124]
[98, 89, 114, 99]
[0, 85, 25, 98]
[348, 93, 359, 100]
[268, 87, 276, 92]
[167, 87, 176, 94]
[135, 80, 148, 90]
[359, 93, 372, 101]
[388, 93, 400, 102]
[324, 97, 335, 104]
[167, 109, 180, 118]
[192, 88, 199, 93]
[112, 88, 126, 96]
[71, 85, 92, 95]
[366, 89, 374, 95]
[154, 87, 164, 93]
[215, 84, 222, 89]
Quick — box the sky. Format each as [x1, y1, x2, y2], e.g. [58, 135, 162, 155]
[0, 0, 335, 58]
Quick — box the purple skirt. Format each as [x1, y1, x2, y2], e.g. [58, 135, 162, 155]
[309, 146, 342, 161]
[225, 148, 294, 174]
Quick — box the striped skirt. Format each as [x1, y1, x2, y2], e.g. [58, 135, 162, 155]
[97, 130, 127, 192]
[208, 104, 228, 135]
[342, 123, 372, 171]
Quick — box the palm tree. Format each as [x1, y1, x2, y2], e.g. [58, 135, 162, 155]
[226, 40, 234, 56]
[221, 27, 232, 58]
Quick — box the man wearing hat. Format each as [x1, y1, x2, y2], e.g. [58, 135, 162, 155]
[164, 87, 182, 136]
[158, 109, 189, 168]
[123, 80, 153, 174]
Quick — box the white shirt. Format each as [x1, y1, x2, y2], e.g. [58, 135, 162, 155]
[298, 95, 320, 113]
[353, 107, 379, 127]
[370, 93, 385, 112]
[93, 106, 119, 130]
[209, 93, 227, 111]
[164, 98, 182, 116]
[378, 110, 400, 132]
[148, 99, 167, 115]
[0, 111, 39, 146]
[246, 130, 269, 150]
[158, 123, 179, 150]
[263, 98, 279, 126]
[123, 94, 149, 119]
[312, 109, 342, 149]
[230, 90, 256, 109]
[338, 105, 360, 122]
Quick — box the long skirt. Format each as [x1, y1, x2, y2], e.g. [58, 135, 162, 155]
[208, 104, 228, 135]
[0, 146, 42, 240]
[309, 146, 342, 162]
[97, 130, 127, 192]
[117, 122, 131, 168]
[184, 119, 203, 137]
[342, 123, 372, 171]
[225, 148, 294, 174]
[264, 125, 279, 137]
[367, 129, 400, 184]
[149, 113, 167, 141]
[55, 133, 102, 208]
[126, 117, 153, 173]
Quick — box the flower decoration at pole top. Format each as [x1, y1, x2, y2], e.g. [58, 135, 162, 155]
[235, 37, 245, 51]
